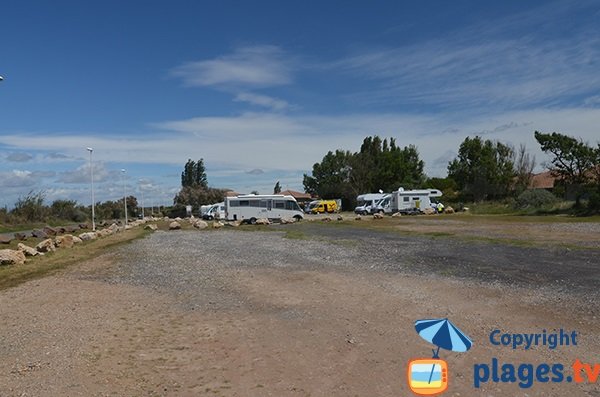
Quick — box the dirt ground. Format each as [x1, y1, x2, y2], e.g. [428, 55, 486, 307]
[0, 223, 598, 396]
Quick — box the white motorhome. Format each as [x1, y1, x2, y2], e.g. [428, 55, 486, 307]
[390, 188, 442, 214]
[354, 193, 386, 215]
[200, 205, 213, 217]
[225, 194, 304, 223]
[371, 194, 392, 214]
[202, 202, 225, 220]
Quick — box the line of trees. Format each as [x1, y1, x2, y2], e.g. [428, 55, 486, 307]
[303, 136, 425, 210]
[0, 191, 140, 226]
[303, 131, 600, 212]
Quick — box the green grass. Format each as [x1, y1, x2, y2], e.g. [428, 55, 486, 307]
[0, 226, 151, 291]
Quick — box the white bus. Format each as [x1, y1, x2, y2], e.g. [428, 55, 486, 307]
[225, 194, 304, 224]
[390, 187, 442, 214]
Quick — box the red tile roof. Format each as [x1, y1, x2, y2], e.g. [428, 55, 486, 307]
[280, 189, 313, 199]
[529, 171, 557, 189]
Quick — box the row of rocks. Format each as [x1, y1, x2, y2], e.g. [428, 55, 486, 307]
[0, 219, 154, 267]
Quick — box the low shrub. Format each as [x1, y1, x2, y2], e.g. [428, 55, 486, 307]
[514, 189, 559, 209]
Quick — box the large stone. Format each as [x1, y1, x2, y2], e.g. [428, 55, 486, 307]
[55, 234, 75, 249]
[14, 232, 28, 241]
[43, 226, 58, 236]
[72, 236, 83, 244]
[31, 229, 48, 239]
[391, 212, 401, 217]
[0, 249, 26, 266]
[144, 224, 158, 231]
[17, 243, 38, 257]
[422, 207, 436, 215]
[79, 232, 98, 241]
[36, 239, 56, 253]
[445, 206, 455, 214]
[109, 223, 120, 232]
[193, 220, 208, 230]
[96, 229, 113, 237]
[224, 221, 241, 228]
[79, 223, 89, 229]
[355, 215, 362, 221]
[280, 218, 295, 224]
[337, 216, 344, 221]
[169, 221, 181, 230]
[373, 213, 384, 219]
[321, 217, 332, 222]
[255, 218, 270, 225]
[0, 235, 13, 244]
[65, 225, 79, 233]
[211, 221, 224, 229]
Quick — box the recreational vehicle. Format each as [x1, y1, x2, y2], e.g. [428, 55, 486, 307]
[225, 194, 304, 223]
[371, 194, 392, 214]
[354, 193, 386, 215]
[202, 202, 225, 220]
[389, 188, 442, 214]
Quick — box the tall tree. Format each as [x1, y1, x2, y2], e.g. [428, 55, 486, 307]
[181, 159, 208, 188]
[273, 181, 281, 194]
[448, 136, 515, 201]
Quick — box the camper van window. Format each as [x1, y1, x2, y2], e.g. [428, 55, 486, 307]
[229, 201, 239, 207]
[413, 197, 420, 200]
[260, 200, 268, 208]
[274, 200, 285, 209]
[240, 200, 250, 206]
[403, 197, 410, 202]
[285, 201, 296, 210]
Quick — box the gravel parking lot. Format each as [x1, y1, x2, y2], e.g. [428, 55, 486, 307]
[0, 224, 598, 396]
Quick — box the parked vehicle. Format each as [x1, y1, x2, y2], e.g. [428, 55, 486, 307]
[370, 194, 392, 214]
[354, 193, 386, 215]
[389, 188, 442, 214]
[202, 202, 225, 220]
[225, 194, 304, 223]
[307, 199, 339, 214]
[200, 205, 213, 217]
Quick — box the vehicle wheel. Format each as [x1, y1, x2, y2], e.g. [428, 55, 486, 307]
[250, 217, 257, 225]
[293, 215, 302, 222]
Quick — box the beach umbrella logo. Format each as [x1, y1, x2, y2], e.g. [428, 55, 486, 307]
[407, 318, 473, 396]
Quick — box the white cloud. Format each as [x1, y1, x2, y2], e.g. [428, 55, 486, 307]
[234, 92, 289, 111]
[170, 45, 292, 88]
[56, 161, 116, 184]
[0, 170, 40, 188]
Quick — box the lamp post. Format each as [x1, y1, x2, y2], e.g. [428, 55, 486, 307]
[86, 147, 96, 231]
[139, 179, 145, 219]
[121, 169, 128, 225]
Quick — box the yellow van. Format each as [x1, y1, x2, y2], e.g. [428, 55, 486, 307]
[308, 200, 338, 214]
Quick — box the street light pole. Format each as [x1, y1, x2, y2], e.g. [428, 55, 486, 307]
[121, 169, 128, 226]
[86, 147, 95, 231]
[139, 179, 145, 219]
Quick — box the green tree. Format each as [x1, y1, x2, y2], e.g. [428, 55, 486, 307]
[448, 136, 515, 201]
[534, 131, 596, 206]
[273, 181, 281, 194]
[181, 159, 208, 188]
[303, 136, 426, 210]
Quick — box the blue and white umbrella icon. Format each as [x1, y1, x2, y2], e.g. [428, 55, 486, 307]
[414, 318, 473, 384]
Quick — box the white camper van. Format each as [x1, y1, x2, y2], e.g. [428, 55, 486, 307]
[371, 194, 392, 214]
[390, 188, 442, 214]
[202, 202, 225, 220]
[354, 193, 386, 215]
[225, 194, 304, 223]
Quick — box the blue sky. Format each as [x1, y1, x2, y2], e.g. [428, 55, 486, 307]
[1, 0, 600, 208]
